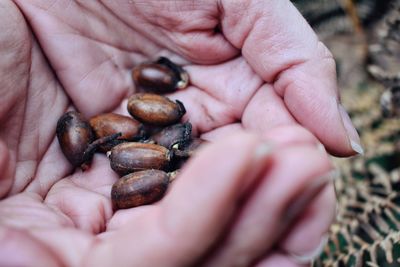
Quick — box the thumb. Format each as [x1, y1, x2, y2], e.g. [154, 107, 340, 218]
[220, 0, 362, 156]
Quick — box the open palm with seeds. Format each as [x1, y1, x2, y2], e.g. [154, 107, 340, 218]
[0, 1, 359, 266]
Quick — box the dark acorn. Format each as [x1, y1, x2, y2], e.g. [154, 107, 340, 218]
[89, 113, 144, 152]
[89, 113, 143, 140]
[109, 142, 172, 176]
[111, 169, 175, 209]
[132, 57, 189, 93]
[56, 111, 95, 168]
[127, 93, 186, 126]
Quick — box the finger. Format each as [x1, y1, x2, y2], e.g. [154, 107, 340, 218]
[0, 226, 63, 267]
[107, 125, 320, 232]
[200, 123, 244, 141]
[261, 125, 322, 147]
[220, 0, 362, 156]
[203, 125, 322, 150]
[167, 57, 262, 135]
[84, 132, 273, 267]
[279, 184, 336, 263]
[164, 57, 294, 136]
[201, 144, 333, 267]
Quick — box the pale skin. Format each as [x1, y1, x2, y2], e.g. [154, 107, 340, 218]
[0, 1, 358, 266]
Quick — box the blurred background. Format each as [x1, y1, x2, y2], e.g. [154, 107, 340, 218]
[291, 1, 400, 266]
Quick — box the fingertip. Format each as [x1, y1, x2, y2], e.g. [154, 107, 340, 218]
[279, 183, 336, 262]
[338, 104, 364, 155]
[274, 59, 361, 157]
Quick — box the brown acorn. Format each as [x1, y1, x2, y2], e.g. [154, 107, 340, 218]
[56, 111, 94, 168]
[109, 142, 172, 176]
[111, 169, 172, 209]
[150, 122, 192, 149]
[127, 93, 186, 126]
[89, 113, 143, 140]
[132, 57, 189, 93]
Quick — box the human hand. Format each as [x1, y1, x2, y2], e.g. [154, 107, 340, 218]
[0, 1, 339, 266]
[0, 124, 335, 267]
[13, 0, 362, 156]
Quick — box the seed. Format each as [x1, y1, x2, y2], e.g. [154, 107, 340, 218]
[109, 142, 172, 176]
[133, 63, 176, 93]
[150, 122, 192, 149]
[111, 169, 171, 209]
[127, 93, 186, 126]
[132, 57, 189, 93]
[89, 113, 143, 140]
[56, 111, 94, 168]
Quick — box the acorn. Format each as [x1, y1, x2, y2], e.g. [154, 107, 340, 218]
[127, 93, 186, 126]
[132, 56, 189, 93]
[111, 169, 177, 209]
[109, 142, 172, 176]
[56, 111, 94, 168]
[150, 122, 192, 149]
[89, 113, 143, 140]
[89, 113, 144, 152]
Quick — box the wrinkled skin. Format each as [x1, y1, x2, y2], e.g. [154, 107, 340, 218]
[0, 1, 353, 266]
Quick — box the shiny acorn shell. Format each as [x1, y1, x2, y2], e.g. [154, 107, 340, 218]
[109, 142, 172, 176]
[111, 169, 170, 209]
[56, 111, 94, 168]
[133, 63, 178, 93]
[127, 93, 186, 126]
[132, 57, 189, 93]
[89, 113, 143, 140]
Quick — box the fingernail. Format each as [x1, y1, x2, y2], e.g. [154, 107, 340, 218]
[316, 142, 326, 153]
[254, 142, 274, 159]
[290, 234, 329, 264]
[339, 104, 364, 155]
[240, 142, 274, 194]
[284, 170, 339, 222]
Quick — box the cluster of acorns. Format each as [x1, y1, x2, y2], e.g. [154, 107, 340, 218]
[56, 57, 204, 210]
